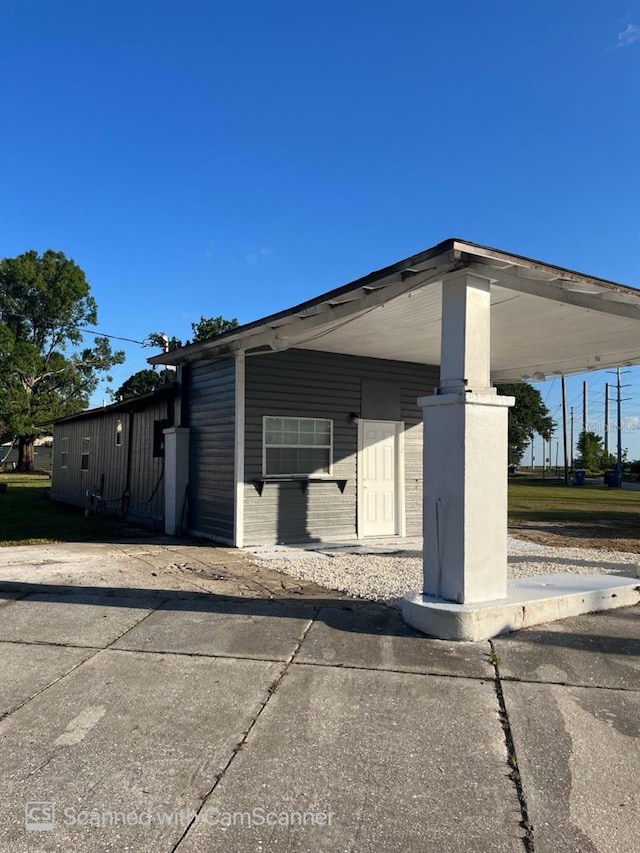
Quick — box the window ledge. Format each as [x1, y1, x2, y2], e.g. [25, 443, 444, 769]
[252, 477, 348, 496]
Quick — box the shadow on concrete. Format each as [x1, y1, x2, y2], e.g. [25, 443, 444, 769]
[500, 616, 640, 657]
[0, 580, 428, 638]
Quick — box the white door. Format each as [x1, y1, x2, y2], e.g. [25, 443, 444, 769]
[360, 420, 398, 537]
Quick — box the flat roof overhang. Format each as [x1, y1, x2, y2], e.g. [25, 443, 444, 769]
[149, 239, 640, 381]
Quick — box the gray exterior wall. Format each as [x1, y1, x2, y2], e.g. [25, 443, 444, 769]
[51, 398, 170, 527]
[1, 445, 53, 472]
[187, 358, 236, 543]
[243, 349, 438, 546]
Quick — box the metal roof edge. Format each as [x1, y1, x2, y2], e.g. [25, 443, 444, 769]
[148, 238, 640, 366]
[51, 382, 176, 426]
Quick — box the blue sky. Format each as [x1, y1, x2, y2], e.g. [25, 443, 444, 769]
[1, 1, 639, 459]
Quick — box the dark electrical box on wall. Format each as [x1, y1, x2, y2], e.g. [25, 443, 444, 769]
[153, 419, 169, 457]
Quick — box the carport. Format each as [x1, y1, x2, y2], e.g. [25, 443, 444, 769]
[155, 239, 640, 639]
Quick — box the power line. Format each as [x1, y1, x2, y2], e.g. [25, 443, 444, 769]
[77, 327, 146, 345]
[0, 310, 147, 345]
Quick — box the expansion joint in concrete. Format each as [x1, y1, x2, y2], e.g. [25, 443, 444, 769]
[489, 640, 535, 853]
[170, 607, 320, 852]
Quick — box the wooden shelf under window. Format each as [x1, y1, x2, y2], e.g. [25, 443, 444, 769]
[252, 478, 348, 496]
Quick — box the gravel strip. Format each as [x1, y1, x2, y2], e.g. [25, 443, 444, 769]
[252, 537, 640, 607]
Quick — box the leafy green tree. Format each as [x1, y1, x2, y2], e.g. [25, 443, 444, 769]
[145, 315, 238, 352]
[575, 431, 604, 471]
[113, 368, 175, 401]
[115, 316, 239, 402]
[0, 250, 124, 471]
[191, 315, 238, 340]
[497, 383, 555, 464]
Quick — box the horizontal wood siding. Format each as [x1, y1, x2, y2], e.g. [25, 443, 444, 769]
[187, 359, 236, 542]
[51, 400, 169, 527]
[243, 349, 437, 545]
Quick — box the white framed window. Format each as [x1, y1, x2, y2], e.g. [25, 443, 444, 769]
[263, 416, 333, 477]
[60, 437, 69, 469]
[81, 437, 90, 472]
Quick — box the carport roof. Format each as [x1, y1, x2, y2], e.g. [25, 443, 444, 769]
[149, 239, 640, 382]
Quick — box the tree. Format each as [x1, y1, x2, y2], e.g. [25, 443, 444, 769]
[575, 430, 604, 471]
[113, 368, 175, 401]
[0, 250, 124, 471]
[496, 383, 555, 465]
[146, 314, 239, 352]
[114, 316, 239, 402]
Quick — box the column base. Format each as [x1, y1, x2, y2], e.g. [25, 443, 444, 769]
[402, 573, 640, 641]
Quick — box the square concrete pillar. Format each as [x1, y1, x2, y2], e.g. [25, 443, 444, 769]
[164, 427, 189, 536]
[402, 270, 640, 641]
[418, 391, 513, 603]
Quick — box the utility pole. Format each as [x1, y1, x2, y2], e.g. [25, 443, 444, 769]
[570, 406, 574, 471]
[555, 440, 559, 475]
[604, 382, 609, 456]
[583, 380, 587, 437]
[616, 367, 622, 484]
[561, 376, 569, 485]
[606, 367, 631, 487]
[530, 435, 534, 470]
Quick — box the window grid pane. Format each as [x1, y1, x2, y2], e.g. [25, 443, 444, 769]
[264, 417, 332, 476]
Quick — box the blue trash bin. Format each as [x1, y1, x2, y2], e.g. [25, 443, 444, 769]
[608, 471, 622, 488]
[573, 470, 586, 486]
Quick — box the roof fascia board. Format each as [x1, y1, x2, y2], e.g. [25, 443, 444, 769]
[482, 266, 640, 320]
[242, 267, 451, 354]
[153, 255, 459, 364]
[453, 240, 638, 293]
[148, 242, 463, 365]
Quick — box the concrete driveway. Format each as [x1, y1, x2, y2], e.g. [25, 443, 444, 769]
[0, 540, 639, 852]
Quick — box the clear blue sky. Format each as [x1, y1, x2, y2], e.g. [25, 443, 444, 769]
[1, 1, 639, 459]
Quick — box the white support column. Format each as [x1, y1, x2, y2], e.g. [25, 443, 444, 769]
[164, 427, 189, 536]
[439, 271, 493, 395]
[233, 352, 245, 548]
[403, 270, 640, 640]
[418, 390, 513, 603]
[402, 272, 640, 640]
[403, 271, 515, 636]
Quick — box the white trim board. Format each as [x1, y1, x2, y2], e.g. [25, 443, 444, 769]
[233, 352, 245, 548]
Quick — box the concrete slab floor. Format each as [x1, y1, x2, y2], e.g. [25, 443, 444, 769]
[0, 593, 158, 647]
[113, 598, 316, 661]
[0, 649, 283, 853]
[295, 605, 494, 678]
[176, 665, 523, 852]
[502, 680, 640, 853]
[0, 540, 356, 602]
[493, 604, 640, 689]
[0, 543, 638, 850]
[0, 642, 94, 719]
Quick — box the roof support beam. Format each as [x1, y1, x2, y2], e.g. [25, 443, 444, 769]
[487, 267, 640, 321]
[242, 270, 448, 354]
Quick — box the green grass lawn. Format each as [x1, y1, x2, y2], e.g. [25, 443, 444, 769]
[0, 473, 129, 546]
[1, 472, 638, 548]
[508, 476, 640, 528]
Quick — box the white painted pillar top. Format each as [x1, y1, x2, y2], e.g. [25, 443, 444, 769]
[439, 271, 495, 395]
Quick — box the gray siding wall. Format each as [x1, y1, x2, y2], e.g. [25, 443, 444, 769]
[51, 400, 168, 527]
[243, 349, 438, 546]
[187, 358, 236, 543]
[1, 446, 53, 472]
